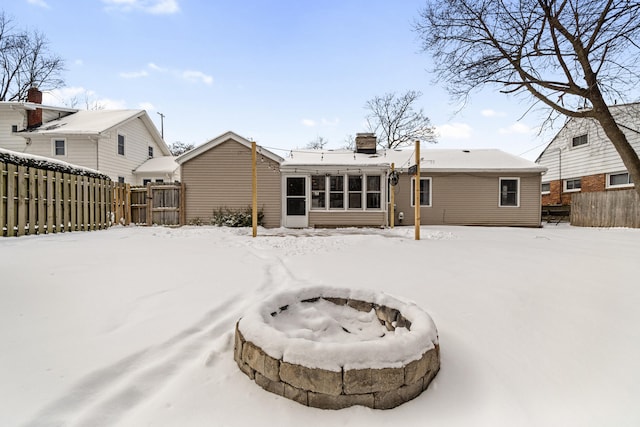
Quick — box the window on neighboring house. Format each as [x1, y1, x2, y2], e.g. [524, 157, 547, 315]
[117, 134, 125, 156]
[155, 179, 164, 183]
[564, 178, 581, 191]
[12, 125, 18, 133]
[607, 172, 634, 188]
[118, 176, 125, 184]
[499, 178, 519, 207]
[366, 175, 381, 209]
[348, 175, 362, 209]
[572, 134, 588, 147]
[329, 175, 344, 209]
[411, 177, 432, 207]
[148, 146, 154, 158]
[311, 175, 326, 209]
[541, 182, 551, 194]
[143, 179, 151, 186]
[53, 139, 66, 156]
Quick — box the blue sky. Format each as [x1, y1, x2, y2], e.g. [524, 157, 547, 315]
[5, 0, 557, 159]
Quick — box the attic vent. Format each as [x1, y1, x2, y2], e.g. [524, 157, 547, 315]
[462, 150, 470, 153]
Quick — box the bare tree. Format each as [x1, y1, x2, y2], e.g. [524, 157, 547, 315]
[0, 11, 65, 101]
[415, 0, 640, 195]
[169, 141, 195, 156]
[365, 90, 436, 149]
[305, 136, 329, 150]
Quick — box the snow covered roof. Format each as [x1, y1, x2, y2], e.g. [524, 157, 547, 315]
[0, 101, 78, 114]
[19, 110, 146, 135]
[134, 156, 180, 174]
[283, 148, 546, 173]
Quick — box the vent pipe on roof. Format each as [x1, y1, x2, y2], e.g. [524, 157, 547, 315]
[27, 87, 43, 128]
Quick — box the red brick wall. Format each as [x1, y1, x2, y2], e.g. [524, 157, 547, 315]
[542, 173, 607, 206]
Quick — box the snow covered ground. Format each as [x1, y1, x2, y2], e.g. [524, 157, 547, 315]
[1, 223, 639, 427]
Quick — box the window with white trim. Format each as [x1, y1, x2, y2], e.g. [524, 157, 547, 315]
[366, 175, 381, 209]
[411, 177, 432, 207]
[329, 175, 344, 209]
[117, 134, 125, 156]
[499, 178, 519, 207]
[348, 175, 362, 209]
[607, 172, 634, 188]
[564, 178, 581, 191]
[53, 138, 66, 156]
[571, 134, 588, 147]
[311, 175, 326, 209]
[541, 182, 550, 194]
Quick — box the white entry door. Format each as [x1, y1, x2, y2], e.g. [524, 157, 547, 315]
[283, 176, 308, 228]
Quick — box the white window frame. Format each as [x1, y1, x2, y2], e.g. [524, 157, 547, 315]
[117, 133, 126, 156]
[366, 175, 382, 209]
[328, 175, 344, 210]
[571, 134, 588, 148]
[310, 173, 384, 211]
[52, 138, 66, 156]
[499, 177, 520, 207]
[564, 178, 582, 192]
[411, 177, 432, 207]
[347, 175, 363, 210]
[541, 182, 551, 194]
[606, 172, 634, 189]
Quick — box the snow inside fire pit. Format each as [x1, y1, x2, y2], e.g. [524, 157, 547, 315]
[234, 287, 440, 410]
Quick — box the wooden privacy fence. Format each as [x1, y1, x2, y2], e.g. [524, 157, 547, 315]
[112, 182, 184, 226]
[571, 189, 640, 228]
[1, 161, 113, 237]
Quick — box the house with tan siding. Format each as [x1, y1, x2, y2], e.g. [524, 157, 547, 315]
[176, 131, 284, 228]
[179, 131, 546, 228]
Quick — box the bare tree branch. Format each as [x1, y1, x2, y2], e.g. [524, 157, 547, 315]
[415, 0, 640, 195]
[364, 90, 437, 149]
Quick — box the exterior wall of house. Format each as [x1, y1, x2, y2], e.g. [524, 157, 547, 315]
[0, 108, 26, 150]
[181, 139, 282, 228]
[537, 105, 639, 206]
[392, 171, 543, 227]
[541, 172, 634, 206]
[308, 211, 387, 228]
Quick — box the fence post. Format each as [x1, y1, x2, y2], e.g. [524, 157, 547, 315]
[17, 165, 27, 236]
[0, 163, 6, 237]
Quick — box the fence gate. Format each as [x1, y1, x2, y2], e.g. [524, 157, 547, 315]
[114, 183, 183, 226]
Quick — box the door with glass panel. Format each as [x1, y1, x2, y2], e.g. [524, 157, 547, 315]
[284, 176, 308, 227]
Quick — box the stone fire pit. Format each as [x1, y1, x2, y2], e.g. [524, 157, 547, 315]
[234, 287, 439, 409]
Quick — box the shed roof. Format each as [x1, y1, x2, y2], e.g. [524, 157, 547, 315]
[134, 156, 179, 174]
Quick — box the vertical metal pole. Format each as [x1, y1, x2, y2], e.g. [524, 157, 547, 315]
[415, 141, 421, 241]
[390, 163, 395, 228]
[252, 141, 258, 238]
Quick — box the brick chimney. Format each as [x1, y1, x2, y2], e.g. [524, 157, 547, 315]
[27, 87, 43, 128]
[355, 133, 377, 154]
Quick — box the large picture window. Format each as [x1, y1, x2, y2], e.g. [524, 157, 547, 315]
[499, 178, 519, 207]
[329, 175, 344, 209]
[411, 177, 431, 207]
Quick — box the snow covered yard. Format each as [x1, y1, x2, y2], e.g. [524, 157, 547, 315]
[1, 223, 639, 427]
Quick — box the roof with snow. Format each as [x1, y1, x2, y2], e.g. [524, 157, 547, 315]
[283, 148, 546, 173]
[134, 156, 180, 174]
[20, 110, 146, 135]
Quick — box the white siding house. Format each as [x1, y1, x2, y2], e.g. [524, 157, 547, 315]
[1, 90, 177, 184]
[536, 103, 640, 206]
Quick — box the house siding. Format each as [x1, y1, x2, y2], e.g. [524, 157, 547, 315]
[537, 105, 640, 185]
[393, 172, 542, 227]
[0, 109, 26, 150]
[308, 211, 386, 228]
[181, 139, 282, 228]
